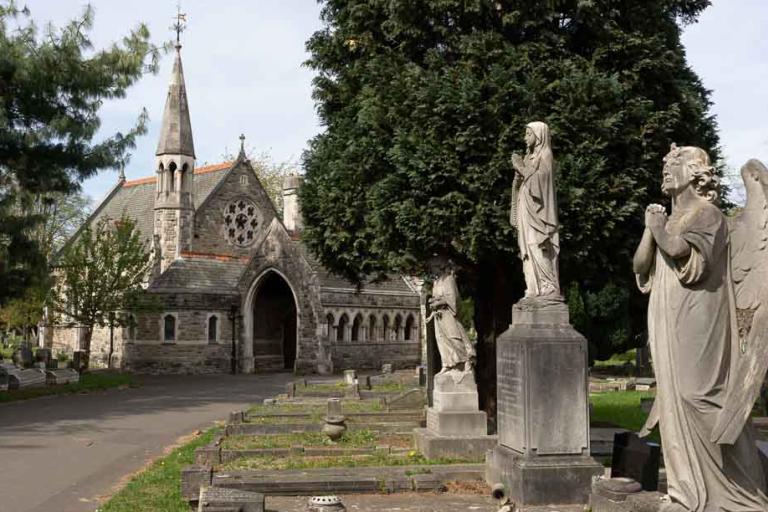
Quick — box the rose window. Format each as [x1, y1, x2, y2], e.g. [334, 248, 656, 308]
[224, 199, 259, 247]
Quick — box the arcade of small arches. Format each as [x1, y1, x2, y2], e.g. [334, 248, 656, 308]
[325, 310, 418, 343]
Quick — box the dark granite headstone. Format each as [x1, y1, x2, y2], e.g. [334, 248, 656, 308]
[72, 350, 85, 371]
[610, 431, 660, 491]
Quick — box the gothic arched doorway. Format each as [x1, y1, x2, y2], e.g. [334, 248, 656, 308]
[248, 271, 297, 371]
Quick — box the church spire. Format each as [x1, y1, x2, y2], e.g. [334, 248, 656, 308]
[155, 40, 195, 157]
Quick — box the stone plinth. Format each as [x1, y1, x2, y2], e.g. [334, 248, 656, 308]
[414, 368, 492, 459]
[589, 477, 664, 512]
[486, 301, 603, 506]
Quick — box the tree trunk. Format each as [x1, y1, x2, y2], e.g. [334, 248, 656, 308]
[81, 325, 94, 371]
[471, 257, 520, 433]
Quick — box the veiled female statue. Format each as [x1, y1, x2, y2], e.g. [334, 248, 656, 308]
[427, 261, 475, 377]
[633, 145, 768, 511]
[511, 121, 561, 300]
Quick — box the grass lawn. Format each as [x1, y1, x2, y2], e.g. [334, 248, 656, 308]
[247, 399, 384, 417]
[0, 370, 135, 403]
[220, 451, 478, 471]
[221, 429, 413, 450]
[99, 428, 220, 512]
[590, 390, 656, 438]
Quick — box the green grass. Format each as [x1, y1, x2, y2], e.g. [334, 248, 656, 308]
[248, 400, 384, 423]
[296, 382, 348, 395]
[593, 348, 637, 368]
[370, 381, 407, 393]
[590, 390, 656, 440]
[0, 371, 135, 403]
[99, 428, 220, 512]
[221, 429, 396, 450]
[220, 451, 478, 471]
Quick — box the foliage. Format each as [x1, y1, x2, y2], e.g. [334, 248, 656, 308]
[301, 0, 720, 385]
[50, 216, 151, 368]
[0, 4, 161, 304]
[568, 281, 631, 361]
[0, 370, 134, 403]
[221, 147, 297, 214]
[100, 427, 220, 512]
[221, 429, 391, 450]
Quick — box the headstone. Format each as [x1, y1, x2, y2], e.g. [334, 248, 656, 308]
[381, 363, 393, 374]
[610, 432, 660, 491]
[197, 486, 264, 512]
[263, 398, 276, 406]
[45, 368, 79, 386]
[486, 302, 603, 506]
[286, 382, 296, 398]
[35, 348, 52, 366]
[364, 375, 372, 390]
[71, 350, 85, 372]
[634, 378, 656, 392]
[8, 368, 46, 390]
[417, 365, 427, 387]
[343, 369, 356, 385]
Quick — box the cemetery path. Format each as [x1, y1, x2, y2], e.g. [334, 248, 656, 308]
[0, 372, 293, 512]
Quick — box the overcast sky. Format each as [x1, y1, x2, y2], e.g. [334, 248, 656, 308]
[21, 1, 768, 205]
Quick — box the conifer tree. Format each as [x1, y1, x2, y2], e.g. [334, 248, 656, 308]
[301, 0, 719, 407]
[0, 4, 160, 304]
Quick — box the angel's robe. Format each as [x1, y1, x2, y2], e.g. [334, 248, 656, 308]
[637, 202, 768, 511]
[431, 273, 474, 369]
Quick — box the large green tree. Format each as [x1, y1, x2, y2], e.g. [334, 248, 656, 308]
[301, 0, 720, 408]
[0, 4, 160, 304]
[51, 216, 151, 369]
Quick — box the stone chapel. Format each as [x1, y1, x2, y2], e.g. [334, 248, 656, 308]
[48, 43, 422, 374]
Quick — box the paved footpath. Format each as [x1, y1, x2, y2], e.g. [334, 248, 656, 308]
[0, 373, 292, 512]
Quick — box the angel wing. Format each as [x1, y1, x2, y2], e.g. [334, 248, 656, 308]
[712, 158, 768, 444]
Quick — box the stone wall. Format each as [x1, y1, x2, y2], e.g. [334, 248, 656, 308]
[49, 324, 127, 369]
[123, 343, 231, 374]
[193, 161, 278, 257]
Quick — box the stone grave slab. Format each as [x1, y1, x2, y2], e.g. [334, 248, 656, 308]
[197, 486, 264, 512]
[45, 368, 79, 386]
[8, 368, 46, 390]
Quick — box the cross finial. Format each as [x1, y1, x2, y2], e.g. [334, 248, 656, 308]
[172, 3, 187, 47]
[238, 134, 247, 160]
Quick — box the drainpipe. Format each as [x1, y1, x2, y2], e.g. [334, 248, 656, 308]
[228, 304, 239, 374]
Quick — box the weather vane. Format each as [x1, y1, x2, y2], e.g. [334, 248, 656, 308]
[172, 3, 187, 46]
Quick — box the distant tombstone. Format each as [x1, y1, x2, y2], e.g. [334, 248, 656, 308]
[45, 368, 79, 386]
[286, 382, 296, 398]
[71, 350, 86, 372]
[9, 368, 46, 390]
[381, 363, 393, 374]
[35, 348, 52, 366]
[634, 377, 656, 392]
[343, 369, 356, 385]
[417, 366, 427, 387]
[364, 375, 373, 390]
[610, 431, 660, 491]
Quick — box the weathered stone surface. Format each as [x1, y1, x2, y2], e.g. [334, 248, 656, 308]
[45, 368, 79, 385]
[590, 477, 665, 512]
[425, 408, 486, 437]
[181, 465, 213, 501]
[197, 486, 264, 512]
[432, 370, 479, 412]
[8, 368, 46, 390]
[486, 445, 603, 506]
[488, 301, 601, 506]
[414, 428, 497, 459]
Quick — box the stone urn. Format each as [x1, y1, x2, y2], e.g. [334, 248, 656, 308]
[321, 415, 347, 442]
[307, 495, 346, 512]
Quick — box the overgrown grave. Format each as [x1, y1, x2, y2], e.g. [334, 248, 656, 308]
[184, 370, 490, 504]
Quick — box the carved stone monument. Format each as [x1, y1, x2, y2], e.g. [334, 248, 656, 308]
[486, 122, 602, 505]
[414, 263, 495, 459]
[626, 147, 768, 511]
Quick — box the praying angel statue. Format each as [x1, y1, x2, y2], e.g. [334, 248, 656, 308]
[633, 144, 768, 511]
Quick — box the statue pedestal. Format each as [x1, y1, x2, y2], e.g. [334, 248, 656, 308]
[414, 370, 496, 459]
[486, 301, 603, 506]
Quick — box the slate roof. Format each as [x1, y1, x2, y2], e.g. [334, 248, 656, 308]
[92, 162, 231, 243]
[149, 257, 245, 293]
[314, 268, 415, 294]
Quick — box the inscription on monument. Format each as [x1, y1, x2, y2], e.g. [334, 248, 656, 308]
[497, 338, 524, 451]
